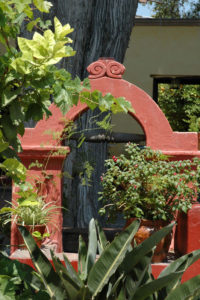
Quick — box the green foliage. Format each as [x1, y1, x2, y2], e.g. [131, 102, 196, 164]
[148, 0, 200, 19]
[0, 0, 134, 184]
[78, 161, 94, 186]
[0, 5, 133, 153]
[99, 143, 200, 222]
[149, 0, 186, 18]
[0, 252, 48, 299]
[158, 84, 200, 132]
[96, 113, 113, 131]
[0, 182, 61, 227]
[12, 219, 200, 299]
[0, 129, 26, 183]
[32, 230, 50, 240]
[11, 17, 75, 73]
[0, 157, 26, 183]
[186, 1, 200, 18]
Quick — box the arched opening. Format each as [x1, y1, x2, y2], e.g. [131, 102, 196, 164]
[108, 112, 145, 157]
[62, 109, 146, 252]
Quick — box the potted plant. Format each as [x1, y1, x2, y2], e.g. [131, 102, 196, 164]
[99, 143, 200, 262]
[0, 182, 61, 248]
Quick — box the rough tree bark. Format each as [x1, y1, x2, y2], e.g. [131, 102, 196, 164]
[47, 0, 138, 231]
[49, 0, 138, 79]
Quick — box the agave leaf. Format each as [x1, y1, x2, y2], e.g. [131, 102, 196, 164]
[83, 218, 98, 281]
[159, 249, 200, 296]
[106, 272, 124, 299]
[18, 226, 66, 300]
[51, 252, 80, 299]
[51, 252, 81, 290]
[125, 274, 138, 299]
[165, 274, 200, 300]
[0, 276, 15, 300]
[78, 235, 87, 280]
[34, 291, 51, 299]
[124, 250, 154, 299]
[159, 249, 200, 277]
[0, 207, 13, 214]
[95, 219, 108, 253]
[121, 222, 174, 274]
[75, 286, 92, 300]
[160, 249, 200, 277]
[132, 271, 183, 300]
[63, 253, 84, 288]
[140, 263, 154, 286]
[116, 285, 126, 300]
[87, 219, 140, 297]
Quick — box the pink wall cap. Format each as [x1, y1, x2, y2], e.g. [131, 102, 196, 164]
[87, 58, 125, 79]
[161, 150, 200, 158]
[18, 145, 70, 159]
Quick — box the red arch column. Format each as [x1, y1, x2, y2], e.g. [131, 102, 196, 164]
[11, 146, 69, 254]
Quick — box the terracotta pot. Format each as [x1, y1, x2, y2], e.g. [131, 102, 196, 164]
[17, 224, 46, 249]
[125, 218, 172, 263]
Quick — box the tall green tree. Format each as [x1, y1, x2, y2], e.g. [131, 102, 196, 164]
[149, 0, 200, 19]
[150, 0, 187, 18]
[186, 0, 200, 18]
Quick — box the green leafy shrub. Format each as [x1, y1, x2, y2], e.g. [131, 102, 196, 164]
[99, 143, 200, 222]
[158, 84, 200, 132]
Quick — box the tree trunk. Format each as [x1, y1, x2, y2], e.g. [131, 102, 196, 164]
[49, 0, 138, 79]
[47, 0, 138, 231]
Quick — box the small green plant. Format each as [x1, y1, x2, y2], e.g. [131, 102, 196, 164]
[12, 219, 200, 299]
[0, 182, 61, 227]
[99, 143, 200, 222]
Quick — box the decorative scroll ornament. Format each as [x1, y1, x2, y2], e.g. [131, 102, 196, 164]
[87, 58, 125, 79]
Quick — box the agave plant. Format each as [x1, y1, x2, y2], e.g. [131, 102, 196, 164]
[14, 219, 200, 300]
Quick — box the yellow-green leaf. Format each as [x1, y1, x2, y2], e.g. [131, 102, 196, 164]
[54, 17, 74, 41]
[33, 0, 52, 13]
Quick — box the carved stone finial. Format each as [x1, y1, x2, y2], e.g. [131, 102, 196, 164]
[87, 58, 125, 79]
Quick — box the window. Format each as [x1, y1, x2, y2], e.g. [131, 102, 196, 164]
[152, 76, 200, 132]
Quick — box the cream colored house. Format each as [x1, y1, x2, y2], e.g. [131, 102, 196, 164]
[124, 18, 200, 100]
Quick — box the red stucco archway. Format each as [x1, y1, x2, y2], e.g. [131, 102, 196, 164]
[11, 58, 200, 256]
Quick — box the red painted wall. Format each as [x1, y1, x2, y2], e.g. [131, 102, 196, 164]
[11, 58, 200, 280]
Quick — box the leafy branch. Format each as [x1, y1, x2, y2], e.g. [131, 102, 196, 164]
[0, 1, 134, 183]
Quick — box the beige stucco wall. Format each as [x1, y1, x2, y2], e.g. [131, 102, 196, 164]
[123, 22, 200, 97]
